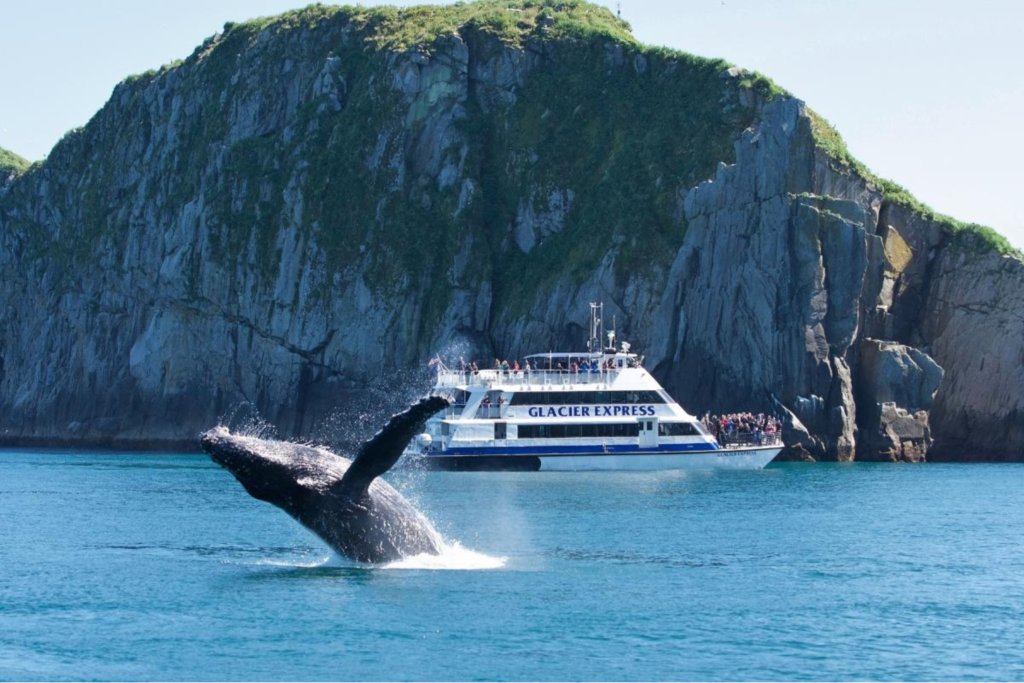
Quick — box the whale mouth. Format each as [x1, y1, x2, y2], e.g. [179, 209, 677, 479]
[200, 426, 231, 460]
[201, 427, 259, 471]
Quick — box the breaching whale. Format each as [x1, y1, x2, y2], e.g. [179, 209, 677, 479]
[200, 395, 451, 564]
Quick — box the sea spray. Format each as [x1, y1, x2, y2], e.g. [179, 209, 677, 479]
[217, 400, 279, 441]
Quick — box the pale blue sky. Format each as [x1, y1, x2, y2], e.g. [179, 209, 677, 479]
[1, 0, 1021, 248]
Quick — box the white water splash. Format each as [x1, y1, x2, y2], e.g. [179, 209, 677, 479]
[253, 556, 332, 568]
[249, 543, 505, 571]
[382, 542, 507, 570]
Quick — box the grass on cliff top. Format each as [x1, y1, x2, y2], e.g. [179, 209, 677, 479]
[807, 109, 1022, 260]
[215, 1, 635, 49]
[112, 0, 784, 110]
[0, 147, 30, 175]
[363, 0, 635, 48]
[210, 0, 781, 92]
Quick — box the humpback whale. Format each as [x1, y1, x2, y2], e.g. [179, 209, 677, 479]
[200, 395, 451, 564]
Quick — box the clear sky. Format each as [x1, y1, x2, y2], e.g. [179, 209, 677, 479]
[1, 0, 1021, 248]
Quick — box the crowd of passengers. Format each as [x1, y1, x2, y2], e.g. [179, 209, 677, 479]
[456, 357, 637, 374]
[702, 412, 782, 444]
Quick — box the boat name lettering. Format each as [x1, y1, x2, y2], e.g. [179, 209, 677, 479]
[525, 405, 656, 418]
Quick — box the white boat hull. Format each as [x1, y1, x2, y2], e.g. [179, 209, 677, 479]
[417, 446, 782, 472]
[538, 447, 781, 471]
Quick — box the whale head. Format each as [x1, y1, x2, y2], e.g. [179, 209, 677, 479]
[200, 426, 345, 514]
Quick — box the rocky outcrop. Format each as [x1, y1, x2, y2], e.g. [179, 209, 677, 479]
[0, 2, 1020, 458]
[856, 339, 943, 461]
[921, 244, 1024, 460]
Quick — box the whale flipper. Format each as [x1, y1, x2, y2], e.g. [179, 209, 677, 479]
[338, 395, 450, 493]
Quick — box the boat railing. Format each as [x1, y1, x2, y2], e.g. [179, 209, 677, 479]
[718, 431, 782, 448]
[442, 404, 467, 419]
[436, 368, 627, 389]
[475, 406, 504, 419]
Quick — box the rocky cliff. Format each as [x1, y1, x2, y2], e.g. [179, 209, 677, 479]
[1, 1, 1021, 459]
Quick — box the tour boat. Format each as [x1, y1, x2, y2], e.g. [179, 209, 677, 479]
[411, 304, 783, 471]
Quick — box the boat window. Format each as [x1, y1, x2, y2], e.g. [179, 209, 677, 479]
[517, 423, 640, 439]
[509, 392, 534, 405]
[505, 391, 666, 406]
[659, 422, 700, 436]
[495, 422, 507, 440]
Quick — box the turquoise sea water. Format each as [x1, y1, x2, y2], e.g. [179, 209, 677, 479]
[2, 450, 1024, 681]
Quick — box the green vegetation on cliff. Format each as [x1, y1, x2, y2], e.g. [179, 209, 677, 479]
[0, 147, 30, 176]
[807, 109, 1021, 259]
[479, 42, 753, 310]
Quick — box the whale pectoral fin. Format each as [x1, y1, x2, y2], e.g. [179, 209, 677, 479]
[338, 395, 451, 492]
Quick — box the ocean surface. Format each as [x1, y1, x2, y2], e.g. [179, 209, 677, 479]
[2, 450, 1023, 681]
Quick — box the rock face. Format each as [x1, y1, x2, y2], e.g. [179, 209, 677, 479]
[0, 3, 1021, 458]
[922, 245, 1024, 460]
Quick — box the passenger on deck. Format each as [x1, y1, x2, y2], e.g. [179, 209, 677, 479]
[704, 411, 782, 445]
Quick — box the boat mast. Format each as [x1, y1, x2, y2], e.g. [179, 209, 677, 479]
[588, 302, 604, 356]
